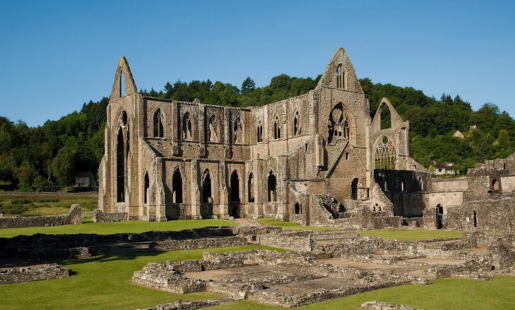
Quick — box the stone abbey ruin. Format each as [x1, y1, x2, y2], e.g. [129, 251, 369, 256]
[98, 47, 515, 232]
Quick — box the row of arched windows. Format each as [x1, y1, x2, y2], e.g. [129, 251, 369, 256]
[150, 108, 305, 143]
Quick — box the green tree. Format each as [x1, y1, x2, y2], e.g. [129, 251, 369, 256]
[52, 147, 77, 186]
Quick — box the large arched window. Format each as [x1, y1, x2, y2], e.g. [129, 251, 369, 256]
[144, 172, 149, 204]
[208, 115, 219, 142]
[328, 103, 349, 143]
[248, 173, 254, 202]
[202, 170, 212, 203]
[153, 109, 164, 138]
[172, 168, 183, 203]
[183, 113, 193, 140]
[375, 136, 396, 170]
[379, 102, 392, 130]
[268, 171, 277, 202]
[230, 170, 240, 202]
[116, 128, 125, 202]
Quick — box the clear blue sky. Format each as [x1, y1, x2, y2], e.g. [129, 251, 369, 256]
[1, 0, 514, 127]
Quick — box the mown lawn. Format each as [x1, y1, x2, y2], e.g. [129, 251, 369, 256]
[359, 229, 464, 241]
[0, 194, 98, 217]
[0, 219, 236, 238]
[0, 246, 286, 310]
[256, 218, 337, 231]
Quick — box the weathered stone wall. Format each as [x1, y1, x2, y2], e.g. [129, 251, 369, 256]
[137, 299, 223, 310]
[0, 205, 81, 229]
[259, 230, 314, 252]
[151, 236, 246, 252]
[0, 264, 69, 285]
[93, 209, 129, 223]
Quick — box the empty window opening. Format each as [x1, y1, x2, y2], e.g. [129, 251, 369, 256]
[379, 103, 392, 130]
[183, 113, 192, 140]
[492, 178, 500, 191]
[274, 117, 281, 139]
[294, 202, 301, 215]
[328, 103, 349, 143]
[401, 181, 405, 192]
[116, 128, 125, 203]
[257, 121, 263, 142]
[202, 171, 212, 203]
[305, 144, 309, 153]
[351, 178, 359, 200]
[230, 170, 240, 202]
[248, 173, 255, 202]
[172, 169, 183, 203]
[208, 115, 219, 142]
[384, 179, 388, 191]
[293, 111, 301, 136]
[336, 64, 344, 89]
[436, 204, 444, 229]
[120, 70, 125, 97]
[268, 171, 277, 202]
[126, 130, 130, 157]
[121, 111, 128, 126]
[474, 210, 477, 228]
[144, 172, 149, 204]
[233, 118, 243, 144]
[375, 136, 396, 170]
[345, 152, 349, 160]
[503, 163, 506, 169]
[418, 177, 423, 191]
[154, 109, 164, 138]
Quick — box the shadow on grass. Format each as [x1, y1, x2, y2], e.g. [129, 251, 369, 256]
[52, 250, 166, 268]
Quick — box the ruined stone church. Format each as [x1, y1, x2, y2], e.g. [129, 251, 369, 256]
[98, 47, 515, 231]
[98, 47, 417, 228]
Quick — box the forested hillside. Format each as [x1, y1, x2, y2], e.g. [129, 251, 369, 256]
[1, 75, 514, 191]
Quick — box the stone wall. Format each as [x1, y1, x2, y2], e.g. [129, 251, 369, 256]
[259, 230, 314, 252]
[93, 209, 129, 223]
[0, 205, 81, 229]
[151, 236, 246, 252]
[137, 300, 223, 310]
[0, 264, 69, 285]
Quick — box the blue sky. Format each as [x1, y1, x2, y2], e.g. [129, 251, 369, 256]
[0, 0, 514, 127]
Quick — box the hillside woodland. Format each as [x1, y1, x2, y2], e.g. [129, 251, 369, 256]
[1, 75, 513, 191]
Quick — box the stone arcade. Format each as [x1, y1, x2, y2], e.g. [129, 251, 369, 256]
[98, 48, 421, 228]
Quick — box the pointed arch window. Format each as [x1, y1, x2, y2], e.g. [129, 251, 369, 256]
[293, 111, 301, 136]
[183, 113, 193, 140]
[153, 109, 164, 138]
[230, 170, 240, 202]
[120, 70, 125, 97]
[257, 121, 263, 142]
[116, 128, 125, 202]
[351, 178, 359, 200]
[208, 115, 219, 142]
[274, 116, 281, 139]
[375, 136, 396, 170]
[336, 64, 344, 89]
[202, 170, 213, 203]
[233, 117, 243, 144]
[248, 173, 254, 202]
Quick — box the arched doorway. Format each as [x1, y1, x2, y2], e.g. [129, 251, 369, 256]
[172, 169, 183, 203]
[202, 171, 212, 203]
[230, 171, 240, 202]
[268, 171, 277, 202]
[351, 178, 359, 200]
[436, 204, 444, 229]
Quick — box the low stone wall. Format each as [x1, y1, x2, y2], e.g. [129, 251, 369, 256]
[137, 299, 223, 310]
[0, 205, 81, 229]
[132, 262, 205, 294]
[259, 230, 314, 252]
[361, 301, 427, 310]
[403, 217, 424, 227]
[93, 209, 129, 223]
[0, 264, 69, 285]
[151, 236, 246, 252]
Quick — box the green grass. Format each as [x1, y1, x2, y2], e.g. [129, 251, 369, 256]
[206, 276, 515, 310]
[359, 229, 464, 241]
[0, 245, 285, 310]
[0, 194, 98, 217]
[0, 219, 236, 238]
[256, 218, 337, 231]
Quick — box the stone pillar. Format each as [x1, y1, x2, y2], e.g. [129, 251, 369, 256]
[190, 160, 201, 219]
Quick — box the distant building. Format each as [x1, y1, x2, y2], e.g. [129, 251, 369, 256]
[432, 161, 456, 175]
[470, 125, 477, 131]
[453, 130, 464, 139]
[75, 172, 95, 187]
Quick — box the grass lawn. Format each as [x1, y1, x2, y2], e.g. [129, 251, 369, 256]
[359, 229, 464, 241]
[0, 194, 98, 217]
[0, 219, 236, 238]
[0, 245, 286, 310]
[256, 218, 337, 231]
[206, 276, 515, 310]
